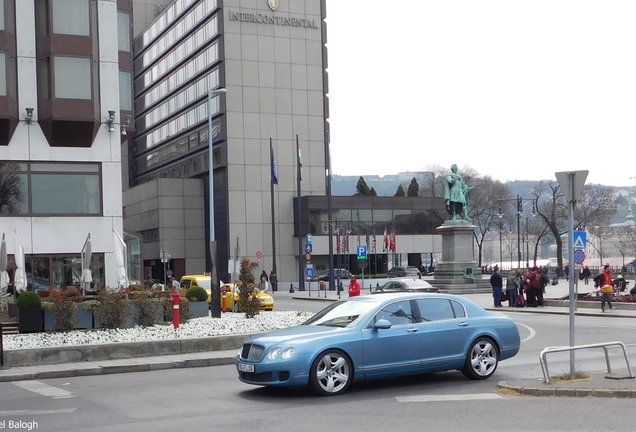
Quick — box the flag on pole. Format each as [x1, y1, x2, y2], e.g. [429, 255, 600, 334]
[297, 136, 303, 182]
[365, 232, 370, 250]
[371, 229, 376, 253]
[344, 230, 349, 253]
[357, 233, 361, 247]
[383, 227, 388, 253]
[270, 140, 278, 185]
[390, 228, 396, 252]
[336, 229, 340, 254]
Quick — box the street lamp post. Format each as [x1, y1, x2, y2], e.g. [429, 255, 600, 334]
[525, 216, 530, 268]
[208, 88, 227, 319]
[498, 195, 536, 270]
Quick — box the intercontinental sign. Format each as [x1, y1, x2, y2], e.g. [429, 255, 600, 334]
[228, 11, 320, 29]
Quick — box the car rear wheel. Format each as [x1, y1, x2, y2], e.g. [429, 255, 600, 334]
[461, 337, 498, 380]
[309, 349, 352, 396]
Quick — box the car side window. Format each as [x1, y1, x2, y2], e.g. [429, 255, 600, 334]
[416, 299, 455, 322]
[375, 300, 416, 326]
[450, 300, 466, 318]
[181, 280, 191, 289]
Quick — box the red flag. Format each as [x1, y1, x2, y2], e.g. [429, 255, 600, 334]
[357, 233, 361, 247]
[336, 230, 340, 253]
[390, 229, 396, 252]
[371, 229, 376, 253]
[383, 228, 388, 253]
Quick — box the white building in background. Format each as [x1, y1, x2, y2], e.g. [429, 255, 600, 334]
[0, 0, 132, 289]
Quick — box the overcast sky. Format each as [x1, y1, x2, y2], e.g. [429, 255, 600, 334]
[324, 0, 636, 187]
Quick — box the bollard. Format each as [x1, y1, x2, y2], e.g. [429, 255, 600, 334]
[221, 286, 227, 313]
[289, 283, 295, 293]
[0, 322, 4, 367]
[170, 289, 181, 329]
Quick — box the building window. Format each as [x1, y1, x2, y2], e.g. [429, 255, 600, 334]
[52, 0, 89, 36]
[37, 57, 50, 100]
[26, 254, 105, 291]
[54, 56, 91, 99]
[0, 0, 4, 31]
[119, 70, 132, 111]
[117, 12, 131, 52]
[0, 53, 5, 96]
[0, 162, 101, 216]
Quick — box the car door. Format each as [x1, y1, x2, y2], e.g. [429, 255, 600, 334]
[414, 298, 470, 371]
[361, 300, 421, 378]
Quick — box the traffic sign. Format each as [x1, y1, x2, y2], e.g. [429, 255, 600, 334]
[573, 249, 586, 264]
[357, 245, 367, 260]
[306, 267, 314, 278]
[305, 244, 312, 253]
[573, 231, 587, 250]
[305, 252, 311, 261]
[256, 250, 263, 260]
[306, 234, 312, 245]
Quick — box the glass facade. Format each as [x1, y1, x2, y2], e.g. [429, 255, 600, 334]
[26, 254, 104, 291]
[117, 12, 131, 52]
[119, 70, 132, 111]
[0, 163, 101, 216]
[0, 52, 5, 96]
[0, 0, 4, 31]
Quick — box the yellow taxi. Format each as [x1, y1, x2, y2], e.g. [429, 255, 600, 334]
[221, 282, 274, 312]
[180, 275, 212, 302]
[179, 275, 274, 311]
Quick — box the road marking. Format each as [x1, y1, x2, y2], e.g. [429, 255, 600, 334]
[517, 322, 536, 343]
[396, 393, 502, 402]
[13, 381, 76, 399]
[0, 408, 77, 416]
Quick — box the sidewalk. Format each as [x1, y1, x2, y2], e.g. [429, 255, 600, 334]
[2, 278, 635, 397]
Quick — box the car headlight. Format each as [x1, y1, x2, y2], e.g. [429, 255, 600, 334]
[267, 347, 295, 360]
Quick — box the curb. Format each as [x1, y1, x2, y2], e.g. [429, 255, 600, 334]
[497, 381, 636, 398]
[0, 354, 238, 383]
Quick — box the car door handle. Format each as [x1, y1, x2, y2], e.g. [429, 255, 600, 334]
[458, 322, 469, 327]
[407, 327, 419, 333]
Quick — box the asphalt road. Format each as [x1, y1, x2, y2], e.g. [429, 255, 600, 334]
[2, 310, 636, 431]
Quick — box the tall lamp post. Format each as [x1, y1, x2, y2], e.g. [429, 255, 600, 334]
[208, 87, 227, 319]
[498, 195, 536, 270]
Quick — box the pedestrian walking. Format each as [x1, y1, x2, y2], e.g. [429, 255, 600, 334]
[582, 266, 591, 285]
[490, 266, 503, 307]
[600, 264, 614, 312]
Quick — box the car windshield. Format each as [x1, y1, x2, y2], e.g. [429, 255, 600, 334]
[196, 279, 211, 289]
[303, 300, 377, 328]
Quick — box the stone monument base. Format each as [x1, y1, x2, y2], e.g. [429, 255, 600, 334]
[433, 220, 492, 294]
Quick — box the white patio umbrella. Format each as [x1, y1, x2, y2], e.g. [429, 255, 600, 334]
[80, 233, 92, 292]
[113, 230, 129, 289]
[14, 230, 26, 293]
[1, 233, 9, 296]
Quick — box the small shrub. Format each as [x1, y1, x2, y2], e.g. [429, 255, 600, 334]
[81, 300, 100, 313]
[159, 296, 190, 323]
[94, 289, 128, 329]
[49, 289, 80, 332]
[17, 291, 42, 309]
[185, 286, 208, 302]
[131, 290, 160, 327]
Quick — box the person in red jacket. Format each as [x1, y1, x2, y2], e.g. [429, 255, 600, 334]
[348, 276, 361, 297]
[601, 264, 614, 312]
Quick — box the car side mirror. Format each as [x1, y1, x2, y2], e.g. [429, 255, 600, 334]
[374, 319, 392, 330]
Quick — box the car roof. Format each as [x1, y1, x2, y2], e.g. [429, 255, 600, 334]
[390, 278, 434, 288]
[181, 275, 210, 280]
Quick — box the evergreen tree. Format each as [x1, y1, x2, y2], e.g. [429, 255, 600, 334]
[355, 176, 371, 196]
[370, 187, 377, 196]
[407, 177, 419, 197]
[394, 185, 406, 196]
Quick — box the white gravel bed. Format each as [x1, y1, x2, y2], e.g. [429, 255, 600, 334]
[3, 311, 314, 350]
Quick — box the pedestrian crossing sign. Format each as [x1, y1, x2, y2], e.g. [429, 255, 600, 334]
[573, 231, 587, 250]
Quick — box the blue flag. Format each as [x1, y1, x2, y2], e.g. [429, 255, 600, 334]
[270, 142, 278, 185]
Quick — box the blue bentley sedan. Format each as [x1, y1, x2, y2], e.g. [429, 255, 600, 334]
[237, 293, 520, 396]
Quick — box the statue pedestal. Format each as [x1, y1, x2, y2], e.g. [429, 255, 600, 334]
[433, 220, 491, 294]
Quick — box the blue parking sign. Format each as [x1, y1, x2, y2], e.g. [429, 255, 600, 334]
[357, 245, 367, 260]
[306, 267, 314, 278]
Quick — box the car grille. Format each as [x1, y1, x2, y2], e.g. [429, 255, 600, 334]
[239, 371, 273, 382]
[240, 343, 265, 361]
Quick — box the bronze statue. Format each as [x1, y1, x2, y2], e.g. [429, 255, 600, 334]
[444, 164, 473, 221]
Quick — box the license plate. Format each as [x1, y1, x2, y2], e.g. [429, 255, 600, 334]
[238, 362, 254, 373]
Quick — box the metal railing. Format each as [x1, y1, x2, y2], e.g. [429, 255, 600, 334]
[539, 341, 634, 384]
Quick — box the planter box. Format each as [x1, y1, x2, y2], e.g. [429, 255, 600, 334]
[190, 301, 209, 318]
[18, 308, 44, 333]
[94, 302, 162, 328]
[44, 303, 94, 331]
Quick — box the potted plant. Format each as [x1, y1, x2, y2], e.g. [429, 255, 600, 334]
[17, 291, 44, 333]
[185, 286, 209, 318]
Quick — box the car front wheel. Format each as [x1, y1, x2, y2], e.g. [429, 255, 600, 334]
[461, 337, 498, 380]
[309, 349, 352, 396]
